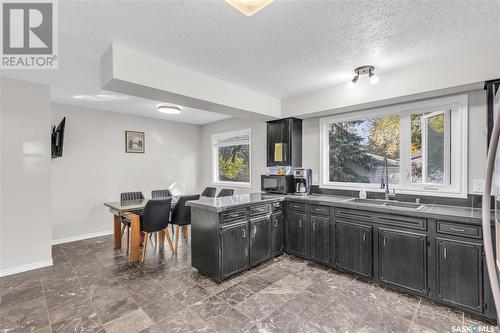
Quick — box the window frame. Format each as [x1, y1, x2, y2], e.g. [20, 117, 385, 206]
[212, 128, 252, 188]
[319, 95, 468, 198]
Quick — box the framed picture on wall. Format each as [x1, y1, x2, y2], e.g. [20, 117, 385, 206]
[125, 131, 145, 153]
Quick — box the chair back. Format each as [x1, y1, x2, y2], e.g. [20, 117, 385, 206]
[140, 198, 172, 232]
[201, 187, 217, 197]
[217, 188, 234, 197]
[171, 194, 200, 226]
[120, 191, 144, 203]
[151, 189, 172, 199]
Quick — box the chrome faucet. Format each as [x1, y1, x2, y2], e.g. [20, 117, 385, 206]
[381, 157, 396, 200]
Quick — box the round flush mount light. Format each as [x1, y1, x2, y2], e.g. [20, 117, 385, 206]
[157, 103, 183, 115]
[347, 65, 379, 88]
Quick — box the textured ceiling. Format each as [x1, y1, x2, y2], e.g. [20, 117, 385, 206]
[3, 0, 499, 122]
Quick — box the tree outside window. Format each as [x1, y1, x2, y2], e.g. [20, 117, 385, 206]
[212, 129, 251, 186]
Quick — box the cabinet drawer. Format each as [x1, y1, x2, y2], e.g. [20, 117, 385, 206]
[289, 201, 306, 212]
[221, 209, 247, 222]
[250, 204, 271, 216]
[310, 204, 330, 216]
[437, 222, 481, 239]
[335, 208, 426, 230]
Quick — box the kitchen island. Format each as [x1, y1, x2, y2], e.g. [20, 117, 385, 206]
[187, 193, 285, 282]
[187, 192, 496, 322]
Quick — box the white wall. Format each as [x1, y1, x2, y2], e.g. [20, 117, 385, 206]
[51, 104, 201, 243]
[200, 118, 267, 194]
[1, 78, 52, 276]
[302, 91, 489, 194]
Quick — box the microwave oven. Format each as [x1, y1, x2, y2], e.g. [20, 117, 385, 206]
[261, 175, 294, 194]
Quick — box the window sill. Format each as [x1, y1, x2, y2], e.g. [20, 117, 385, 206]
[319, 183, 467, 199]
[213, 181, 252, 189]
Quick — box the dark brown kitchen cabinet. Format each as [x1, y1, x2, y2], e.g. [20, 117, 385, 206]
[249, 215, 271, 266]
[378, 228, 428, 295]
[435, 238, 483, 312]
[310, 215, 330, 265]
[335, 220, 372, 278]
[287, 211, 308, 258]
[271, 212, 284, 257]
[267, 118, 302, 167]
[221, 221, 249, 279]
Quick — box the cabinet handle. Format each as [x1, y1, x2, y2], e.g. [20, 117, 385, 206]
[299, 219, 302, 228]
[363, 232, 366, 242]
[274, 220, 278, 227]
[252, 226, 257, 237]
[444, 247, 447, 259]
[450, 227, 465, 232]
[242, 228, 246, 238]
[383, 237, 386, 246]
[313, 222, 316, 231]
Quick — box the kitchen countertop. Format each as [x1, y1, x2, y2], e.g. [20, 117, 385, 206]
[187, 192, 494, 225]
[186, 192, 283, 212]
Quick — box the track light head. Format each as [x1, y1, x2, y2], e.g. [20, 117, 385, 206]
[346, 65, 378, 87]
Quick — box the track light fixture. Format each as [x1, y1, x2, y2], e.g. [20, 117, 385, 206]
[347, 65, 379, 88]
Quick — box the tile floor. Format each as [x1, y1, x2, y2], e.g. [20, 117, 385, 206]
[0, 232, 496, 333]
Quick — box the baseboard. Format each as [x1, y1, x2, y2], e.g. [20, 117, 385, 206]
[51, 229, 114, 246]
[0, 259, 53, 277]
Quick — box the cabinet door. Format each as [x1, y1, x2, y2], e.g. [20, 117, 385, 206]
[250, 216, 271, 266]
[287, 212, 308, 257]
[310, 215, 330, 265]
[267, 121, 283, 166]
[436, 238, 483, 312]
[335, 220, 372, 277]
[379, 228, 427, 295]
[221, 222, 249, 279]
[271, 213, 284, 256]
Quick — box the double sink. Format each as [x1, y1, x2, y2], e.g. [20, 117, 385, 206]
[348, 198, 429, 211]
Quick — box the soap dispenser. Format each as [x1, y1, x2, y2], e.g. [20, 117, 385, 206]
[359, 186, 367, 199]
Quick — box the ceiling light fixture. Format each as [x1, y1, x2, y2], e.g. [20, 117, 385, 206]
[157, 103, 183, 115]
[346, 65, 379, 88]
[225, 0, 273, 16]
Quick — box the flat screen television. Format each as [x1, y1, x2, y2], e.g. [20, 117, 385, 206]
[51, 117, 66, 158]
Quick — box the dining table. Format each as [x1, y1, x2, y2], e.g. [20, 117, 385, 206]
[104, 197, 178, 263]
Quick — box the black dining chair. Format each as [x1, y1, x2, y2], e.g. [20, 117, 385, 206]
[170, 194, 200, 254]
[152, 189, 175, 235]
[201, 187, 217, 198]
[217, 188, 234, 197]
[120, 191, 144, 253]
[151, 189, 172, 199]
[134, 198, 174, 262]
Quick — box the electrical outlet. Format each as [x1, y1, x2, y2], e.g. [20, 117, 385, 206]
[473, 179, 484, 192]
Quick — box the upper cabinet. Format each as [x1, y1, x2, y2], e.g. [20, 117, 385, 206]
[267, 117, 302, 167]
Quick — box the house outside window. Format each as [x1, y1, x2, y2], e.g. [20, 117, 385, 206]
[319, 95, 468, 197]
[212, 129, 251, 188]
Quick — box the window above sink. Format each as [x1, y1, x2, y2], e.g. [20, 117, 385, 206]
[319, 95, 468, 198]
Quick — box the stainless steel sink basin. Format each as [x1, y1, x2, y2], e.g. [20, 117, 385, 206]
[349, 198, 386, 205]
[383, 201, 425, 209]
[348, 198, 426, 210]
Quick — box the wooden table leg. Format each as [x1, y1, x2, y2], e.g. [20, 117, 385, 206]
[114, 215, 121, 249]
[129, 214, 141, 263]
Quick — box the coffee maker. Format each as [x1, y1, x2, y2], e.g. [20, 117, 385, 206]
[293, 168, 312, 195]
